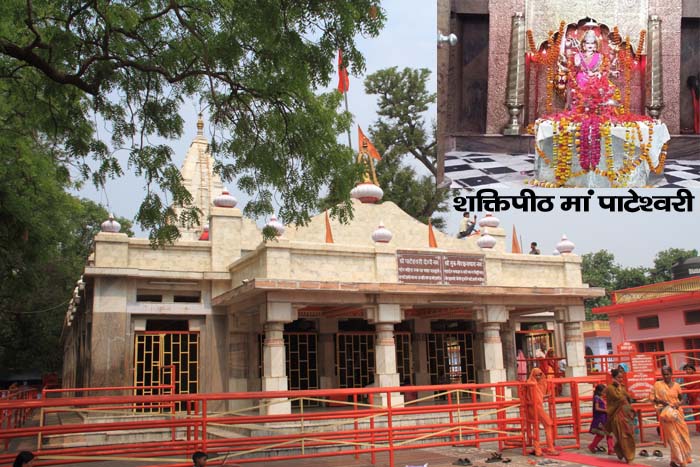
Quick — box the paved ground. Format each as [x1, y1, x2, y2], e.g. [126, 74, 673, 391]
[17, 432, 700, 467]
[445, 151, 700, 189]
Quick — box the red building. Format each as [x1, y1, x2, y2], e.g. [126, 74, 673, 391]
[593, 276, 700, 370]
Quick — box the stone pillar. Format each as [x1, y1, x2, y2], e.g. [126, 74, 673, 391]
[89, 276, 129, 391]
[555, 306, 587, 378]
[503, 12, 527, 135]
[366, 304, 403, 407]
[645, 15, 664, 119]
[480, 323, 507, 383]
[318, 318, 337, 389]
[476, 305, 508, 386]
[228, 311, 253, 412]
[436, 0, 450, 186]
[259, 302, 296, 415]
[501, 321, 517, 381]
[414, 319, 431, 399]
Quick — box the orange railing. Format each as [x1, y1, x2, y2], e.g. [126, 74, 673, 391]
[7, 351, 700, 467]
[1, 387, 41, 450]
[0, 381, 534, 467]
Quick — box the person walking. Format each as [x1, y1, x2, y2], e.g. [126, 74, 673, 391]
[523, 368, 560, 456]
[605, 368, 635, 464]
[588, 384, 614, 454]
[651, 366, 693, 467]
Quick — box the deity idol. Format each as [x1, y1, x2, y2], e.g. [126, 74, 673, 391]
[574, 30, 603, 89]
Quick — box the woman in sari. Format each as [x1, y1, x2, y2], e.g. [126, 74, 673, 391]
[651, 366, 693, 467]
[604, 368, 635, 463]
[517, 350, 528, 382]
[681, 364, 700, 432]
[523, 368, 560, 456]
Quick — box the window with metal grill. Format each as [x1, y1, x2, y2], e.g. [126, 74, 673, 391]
[637, 315, 659, 329]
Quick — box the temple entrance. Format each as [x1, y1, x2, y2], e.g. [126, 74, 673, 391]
[285, 332, 319, 392]
[516, 327, 554, 359]
[427, 331, 476, 384]
[133, 330, 198, 411]
[425, 321, 476, 384]
[336, 332, 375, 388]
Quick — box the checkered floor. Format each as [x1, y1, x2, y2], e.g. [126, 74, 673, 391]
[445, 151, 700, 189]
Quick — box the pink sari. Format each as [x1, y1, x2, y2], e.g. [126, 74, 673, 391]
[576, 52, 601, 88]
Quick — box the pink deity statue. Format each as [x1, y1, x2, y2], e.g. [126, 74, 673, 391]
[574, 29, 603, 89]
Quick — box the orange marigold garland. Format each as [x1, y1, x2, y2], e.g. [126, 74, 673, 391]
[545, 30, 555, 113]
[527, 30, 537, 54]
[636, 30, 646, 57]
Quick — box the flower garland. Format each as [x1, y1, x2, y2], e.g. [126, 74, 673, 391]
[636, 30, 646, 57]
[579, 115, 602, 170]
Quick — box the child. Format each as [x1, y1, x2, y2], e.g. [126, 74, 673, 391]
[588, 384, 614, 454]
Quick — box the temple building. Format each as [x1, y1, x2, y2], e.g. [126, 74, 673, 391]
[61, 119, 604, 413]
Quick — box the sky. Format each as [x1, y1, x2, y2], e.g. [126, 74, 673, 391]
[73, 1, 698, 269]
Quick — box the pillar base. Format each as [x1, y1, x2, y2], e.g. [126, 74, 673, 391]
[260, 398, 292, 415]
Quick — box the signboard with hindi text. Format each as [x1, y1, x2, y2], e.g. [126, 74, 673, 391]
[627, 354, 656, 400]
[396, 251, 485, 286]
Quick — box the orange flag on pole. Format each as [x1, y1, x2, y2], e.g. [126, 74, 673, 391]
[337, 50, 349, 94]
[358, 126, 382, 160]
[324, 211, 334, 244]
[428, 219, 438, 248]
[511, 225, 522, 253]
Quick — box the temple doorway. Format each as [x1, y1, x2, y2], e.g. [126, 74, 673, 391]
[133, 325, 198, 411]
[427, 320, 476, 384]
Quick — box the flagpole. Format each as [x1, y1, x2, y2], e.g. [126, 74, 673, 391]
[344, 92, 352, 150]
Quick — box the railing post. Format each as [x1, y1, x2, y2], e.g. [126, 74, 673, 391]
[456, 388, 462, 443]
[447, 386, 455, 444]
[300, 395, 305, 455]
[36, 405, 44, 451]
[353, 392, 359, 460]
[370, 392, 376, 465]
[202, 399, 207, 453]
[496, 385, 505, 451]
[387, 388, 394, 467]
[571, 380, 581, 449]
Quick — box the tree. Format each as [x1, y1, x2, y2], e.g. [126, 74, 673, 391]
[363, 67, 449, 228]
[580, 250, 652, 320]
[0, 123, 131, 371]
[0, 1, 385, 244]
[614, 266, 651, 291]
[650, 248, 698, 283]
[581, 250, 618, 312]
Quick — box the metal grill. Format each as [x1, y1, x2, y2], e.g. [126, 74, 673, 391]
[337, 333, 375, 388]
[426, 332, 475, 384]
[395, 332, 413, 384]
[258, 333, 320, 407]
[286, 333, 319, 406]
[134, 332, 198, 411]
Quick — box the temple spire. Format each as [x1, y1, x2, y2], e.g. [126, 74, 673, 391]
[197, 113, 204, 136]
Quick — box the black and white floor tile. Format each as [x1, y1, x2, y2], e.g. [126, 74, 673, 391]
[445, 151, 700, 189]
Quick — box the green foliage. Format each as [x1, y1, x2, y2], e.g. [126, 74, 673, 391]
[581, 248, 698, 321]
[581, 250, 620, 315]
[0, 1, 385, 244]
[650, 248, 698, 283]
[363, 67, 448, 228]
[0, 118, 131, 371]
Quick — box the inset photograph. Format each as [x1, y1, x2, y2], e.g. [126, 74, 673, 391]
[437, 0, 700, 189]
